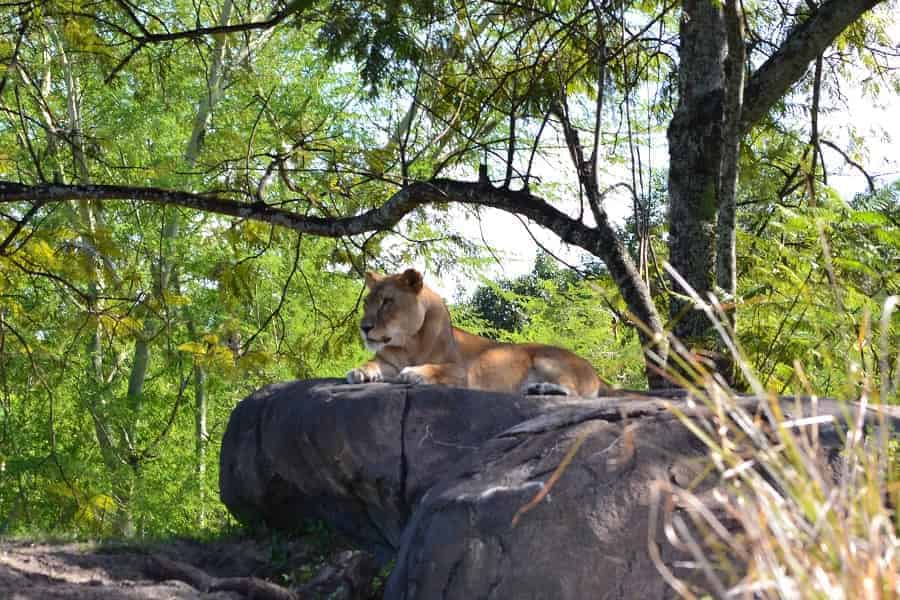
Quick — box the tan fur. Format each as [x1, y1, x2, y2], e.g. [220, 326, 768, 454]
[346, 269, 608, 397]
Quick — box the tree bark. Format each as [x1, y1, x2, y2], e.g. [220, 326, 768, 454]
[666, 0, 726, 344]
[716, 0, 745, 313]
[668, 0, 882, 354]
[193, 353, 208, 528]
[125, 0, 233, 420]
[711, 0, 747, 386]
[147, 0, 233, 529]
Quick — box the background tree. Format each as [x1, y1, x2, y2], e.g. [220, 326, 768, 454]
[0, 0, 380, 534]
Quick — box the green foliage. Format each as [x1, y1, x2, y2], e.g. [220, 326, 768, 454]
[0, 6, 382, 538]
[463, 253, 569, 335]
[737, 182, 899, 399]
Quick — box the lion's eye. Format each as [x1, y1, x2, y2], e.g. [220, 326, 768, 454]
[382, 297, 393, 307]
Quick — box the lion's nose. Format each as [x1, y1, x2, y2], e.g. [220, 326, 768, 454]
[361, 325, 373, 336]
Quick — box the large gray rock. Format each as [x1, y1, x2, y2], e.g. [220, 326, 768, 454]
[219, 379, 585, 559]
[219, 381, 898, 599]
[385, 404, 702, 599]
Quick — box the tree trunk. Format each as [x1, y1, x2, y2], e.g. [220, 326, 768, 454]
[194, 363, 208, 527]
[59, 31, 138, 533]
[667, 0, 880, 381]
[185, 0, 230, 527]
[667, 0, 726, 347]
[716, 0, 744, 305]
[114, 0, 233, 533]
[713, 0, 746, 386]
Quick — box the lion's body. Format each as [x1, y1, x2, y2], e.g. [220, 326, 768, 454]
[346, 269, 606, 397]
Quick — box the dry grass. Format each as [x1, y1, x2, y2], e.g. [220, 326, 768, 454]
[648, 267, 898, 599]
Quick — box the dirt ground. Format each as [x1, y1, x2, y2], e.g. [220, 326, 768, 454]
[0, 536, 378, 599]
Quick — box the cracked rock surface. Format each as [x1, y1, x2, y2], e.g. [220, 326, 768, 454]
[219, 380, 898, 599]
[219, 379, 580, 560]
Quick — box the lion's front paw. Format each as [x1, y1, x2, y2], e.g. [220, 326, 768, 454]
[346, 364, 383, 384]
[397, 366, 431, 385]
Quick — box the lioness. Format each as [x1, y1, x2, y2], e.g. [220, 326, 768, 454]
[346, 269, 606, 396]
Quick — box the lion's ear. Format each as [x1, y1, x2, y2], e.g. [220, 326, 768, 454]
[364, 271, 382, 290]
[401, 268, 423, 293]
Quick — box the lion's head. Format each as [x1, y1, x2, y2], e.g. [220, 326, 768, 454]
[359, 269, 427, 352]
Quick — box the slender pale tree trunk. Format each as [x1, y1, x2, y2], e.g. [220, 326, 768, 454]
[26, 32, 112, 460]
[121, 0, 234, 527]
[184, 316, 209, 527]
[716, 0, 745, 313]
[184, 0, 233, 166]
[126, 0, 233, 396]
[57, 28, 139, 533]
[712, 0, 746, 385]
[194, 363, 208, 525]
[185, 0, 231, 527]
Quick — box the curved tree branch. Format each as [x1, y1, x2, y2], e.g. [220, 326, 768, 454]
[820, 139, 876, 193]
[102, 2, 307, 81]
[0, 200, 44, 255]
[740, 0, 884, 132]
[0, 178, 665, 354]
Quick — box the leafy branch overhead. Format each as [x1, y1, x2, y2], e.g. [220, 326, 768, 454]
[3, 0, 889, 352]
